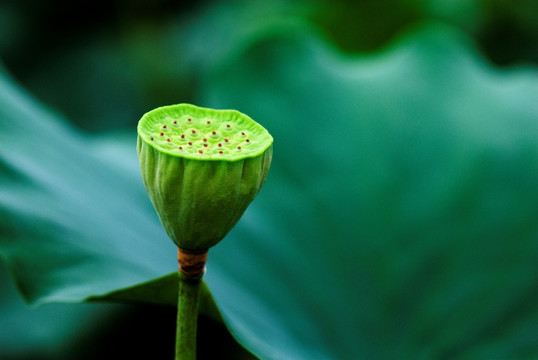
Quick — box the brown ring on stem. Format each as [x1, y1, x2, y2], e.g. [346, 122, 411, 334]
[177, 248, 208, 278]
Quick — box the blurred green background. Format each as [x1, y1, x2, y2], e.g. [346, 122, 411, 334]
[1, 0, 537, 134]
[1, 0, 538, 359]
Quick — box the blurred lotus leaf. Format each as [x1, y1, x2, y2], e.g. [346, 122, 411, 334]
[1, 12, 538, 360]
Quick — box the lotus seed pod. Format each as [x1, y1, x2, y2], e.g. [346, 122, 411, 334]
[137, 104, 273, 251]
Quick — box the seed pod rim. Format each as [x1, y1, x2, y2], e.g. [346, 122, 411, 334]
[137, 103, 273, 162]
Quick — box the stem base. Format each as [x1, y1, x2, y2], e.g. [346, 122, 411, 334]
[176, 271, 201, 360]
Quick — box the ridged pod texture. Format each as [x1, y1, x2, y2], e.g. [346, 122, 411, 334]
[137, 104, 273, 251]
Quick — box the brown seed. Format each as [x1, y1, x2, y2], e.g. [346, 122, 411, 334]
[218, 143, 222, 147]
[226, 124, 231, 128]
[191, 129, 196, 134]
[203, 138, 207, 142]
[237, 146, 242, 150]
[167, 138, 171, 142]
[246, 139, 250, 143]
[224, 138, 229, 142]
[198, 150, 203, 154]
[219, 151, 223, 154]
[203, 143, 208, 147]
[212, 131, 217, 135]
[179, 146, 183, 150]
[150, 136, 154, 140]
[163, 125, 167, 129]
[173, 120, 177, 124]
[188, 142, 193, 145]
[181, 134, 185, 138]
[206, 120, 211, 124]
[160, 132, 164, 136]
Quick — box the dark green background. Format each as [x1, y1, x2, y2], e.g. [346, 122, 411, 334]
[1, 1, 538, 359]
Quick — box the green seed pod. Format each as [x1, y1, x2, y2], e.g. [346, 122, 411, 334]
[137, 103, 273, 251]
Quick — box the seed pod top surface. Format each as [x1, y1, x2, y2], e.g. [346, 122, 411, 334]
[137, 103, 273, 161]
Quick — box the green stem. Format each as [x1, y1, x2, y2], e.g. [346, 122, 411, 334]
[175, 271, 201, 360]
